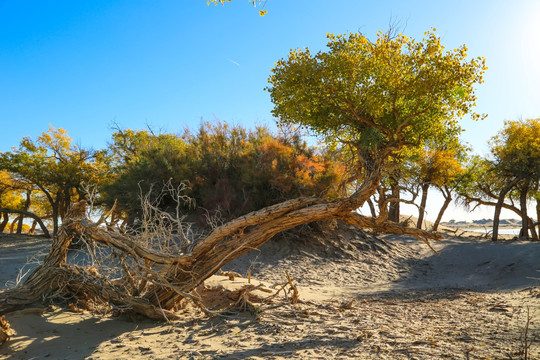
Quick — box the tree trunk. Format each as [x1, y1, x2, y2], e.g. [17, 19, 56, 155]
[492, 177, 521, 241]
[417, 183, 430, 229]
[0, 165, 441, 320]
[37, 186, 59, 236]
[28, 220, 37, 235]
[433, 186, 452, 231]
[0, 208, 51, 238]
[52, 197, 60, 237]
[366, 198, 377, 218]
[537, 197, 540, 239]
[0, 212, 8, 232]
[528, 217, 538, 240]
[16, 190, 32, 234]
[9, 216, 21, 233]
[15, 216, 24, 234]
[388, 176, 400, 222]
[519, 180, 530, 238]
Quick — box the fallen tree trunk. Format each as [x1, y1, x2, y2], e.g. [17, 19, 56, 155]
[0, 174, 440, 321]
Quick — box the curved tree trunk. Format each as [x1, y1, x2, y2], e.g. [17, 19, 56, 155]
[28, 220, 37, 235]
[366, 198, 377, 218]
[0, 208, 50, 238]
[9, 216, 21, 233]
[0, 212, 8, 233]
[492, 177, 521, 241]
[0, 167, 442, 320]
[432, 186, 452, 232]
[417, 183, 430, 229]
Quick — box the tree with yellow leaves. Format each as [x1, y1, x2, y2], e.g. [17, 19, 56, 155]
[411, 143, 466, 230]
[268, 29, 485, 230]
[489, 118, 540, 240]
[0, 126, 110, 235]
[208, 0, 267, 16]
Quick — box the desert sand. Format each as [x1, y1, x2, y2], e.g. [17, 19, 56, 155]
[0, 224, 539, 359]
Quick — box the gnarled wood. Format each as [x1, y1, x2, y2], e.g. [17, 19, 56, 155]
[0, 172, 441, 320]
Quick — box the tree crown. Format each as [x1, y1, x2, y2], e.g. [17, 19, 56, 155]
[267, 30, 486, 173]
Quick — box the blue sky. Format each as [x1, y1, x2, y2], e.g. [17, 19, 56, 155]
[1, 0, 539, 221]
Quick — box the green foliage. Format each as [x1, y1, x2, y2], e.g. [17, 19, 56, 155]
[489, 118, 540, 181]
[0, 126, 111, 233]
[411, 142, 468, 189]
[104, 122, 345, 223]
[267, 29, 486, 175]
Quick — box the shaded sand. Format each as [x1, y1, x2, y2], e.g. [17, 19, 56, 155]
[1, 226, 539, 359]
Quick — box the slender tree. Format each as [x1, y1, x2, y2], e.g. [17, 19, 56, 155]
[489, 119, 540, 240]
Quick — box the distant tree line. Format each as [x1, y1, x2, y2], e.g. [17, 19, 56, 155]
[0, 30, 537, 242]
[1, 117, 538, 240]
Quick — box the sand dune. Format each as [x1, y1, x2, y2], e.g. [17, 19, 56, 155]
[0, 227, 539, 359]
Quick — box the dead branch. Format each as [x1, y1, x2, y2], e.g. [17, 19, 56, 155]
[0, 316, 11, 345]
[0, 171, 442, 321]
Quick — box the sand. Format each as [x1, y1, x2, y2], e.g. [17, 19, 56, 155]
[0, 226, 539, 359]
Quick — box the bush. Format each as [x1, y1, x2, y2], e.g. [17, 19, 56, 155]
[103, 122, 345, 226]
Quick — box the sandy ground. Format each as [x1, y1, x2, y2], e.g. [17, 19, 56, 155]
[0, 226, 539, 359]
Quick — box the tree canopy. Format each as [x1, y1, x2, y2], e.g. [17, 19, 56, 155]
[0, 126, 110, 235]
[267, 30, 486, 176]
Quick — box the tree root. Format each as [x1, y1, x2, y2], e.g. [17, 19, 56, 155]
[0, 184, 441, 321]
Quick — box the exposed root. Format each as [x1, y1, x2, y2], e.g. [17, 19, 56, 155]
[0, 180, 442, 321]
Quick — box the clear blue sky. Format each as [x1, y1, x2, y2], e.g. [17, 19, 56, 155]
[1, 0, 539, 221]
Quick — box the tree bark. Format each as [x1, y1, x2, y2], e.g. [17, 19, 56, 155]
[9, 216, 21, 233]
[492, 177, 521, 241]
[537, 197, 540, 239]
[0, 212, 8, 233]
[0, 168, 441, 320]
[519, 180, 530, 238]
[417, 183, 430, 229]
[16, 190, 32, 234]
[366, 198, 377, 218]
[433, 186, 452, 231]
[0, 208, 50, 238]
[0, 316, 10, 345]
[388, 176, 400, 222]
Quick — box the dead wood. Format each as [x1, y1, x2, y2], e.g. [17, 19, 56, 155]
[0, 316, 11, 345]
[0, 173, 441, 321]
